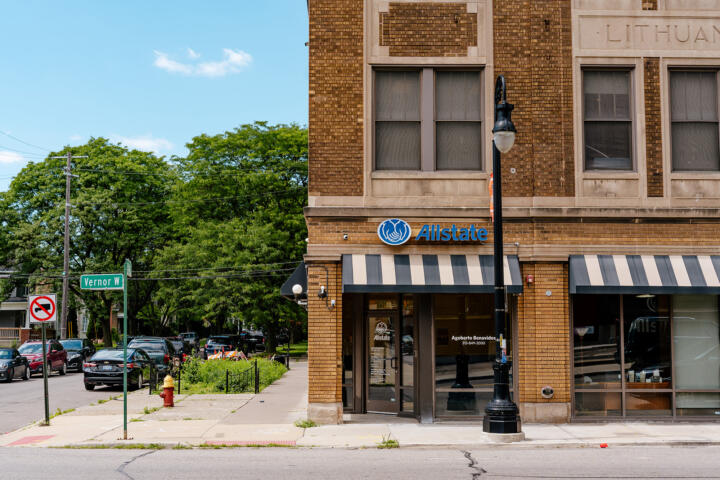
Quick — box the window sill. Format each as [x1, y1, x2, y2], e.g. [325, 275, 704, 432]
[581, 171, 638, 179]
[372, 171, 488, 180]
[670, 171, 720, 179]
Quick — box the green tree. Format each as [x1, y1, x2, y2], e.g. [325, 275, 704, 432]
[2, 138, 174, 345]
[153, 122, 307, 351]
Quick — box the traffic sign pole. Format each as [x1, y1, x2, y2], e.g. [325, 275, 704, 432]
[41, 323, 49, 426]
[122, 259, 131, 440]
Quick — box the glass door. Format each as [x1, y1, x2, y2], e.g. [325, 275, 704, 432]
[367, 311, 399, 413]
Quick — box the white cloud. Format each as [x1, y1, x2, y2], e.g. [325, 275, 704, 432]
[153, 48, 252, 77]
[112, 135, 173, 154]
[0, 151, 25, 164]
[69, 134, 83, 142]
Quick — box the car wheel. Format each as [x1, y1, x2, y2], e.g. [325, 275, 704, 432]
[59, 362, 67, 376]
[135, 372, 143, 390]
[23, 366, 30, 381]
[4, 368, 13, 382]
[84, 383, 94, 391]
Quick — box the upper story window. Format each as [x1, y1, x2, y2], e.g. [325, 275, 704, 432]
[583, 69, 633, 171]
[374, 68, 483, 172]
[670, 70, 720, 172]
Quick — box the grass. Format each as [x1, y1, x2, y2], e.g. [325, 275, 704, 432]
[276, 341, 308, 357]
[172, 444, 192, 450]
[199, 443, 295, 449]
[129, 418, 144, 423]
[143, 406, 160, 415]
[294, 419, 317, 429]
[179, 357, 287, 394]
[377, 436, 399, 449]
[48, 408, 75, 420]
[58, 443, 165, 450]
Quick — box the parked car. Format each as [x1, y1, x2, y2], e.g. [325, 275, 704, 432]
[0, 348, 31, 382]
[179, 332, 199, 350]
[127, 337, 174, 373]
[83, 348, 152, 390]
[59, 338, 96, 372]
[203, 335, 235, 359]
[166, 337, 191, 362]
[18, 340, 67, 376]
[245, 330, 266, 352]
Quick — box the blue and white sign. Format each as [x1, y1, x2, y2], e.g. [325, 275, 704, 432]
[378, 218, 488, 245]
[377, 218, 412, 246]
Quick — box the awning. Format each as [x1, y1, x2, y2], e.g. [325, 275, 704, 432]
[570, 255, 720, 294]
[342, 254, 522, 293]
[280, 262, 307, 300]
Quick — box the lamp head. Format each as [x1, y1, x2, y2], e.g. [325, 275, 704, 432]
[492, 101, 516, 154]
[291, 284, 303, 297]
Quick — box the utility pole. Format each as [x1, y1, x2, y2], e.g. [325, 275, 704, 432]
[51, 152, 87, 339]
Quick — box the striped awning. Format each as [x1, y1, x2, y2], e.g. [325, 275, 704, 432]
[570, 255, 720, 294]
[342, 254, 522, 293]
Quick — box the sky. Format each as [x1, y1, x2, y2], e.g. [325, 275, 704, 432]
[0, 1, 309, 191]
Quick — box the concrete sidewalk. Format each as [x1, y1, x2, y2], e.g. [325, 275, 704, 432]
[3, 359, 720, 449]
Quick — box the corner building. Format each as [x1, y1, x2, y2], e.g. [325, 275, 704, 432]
[302, 0, 720, 424]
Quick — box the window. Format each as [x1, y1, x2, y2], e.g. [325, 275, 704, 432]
[583, 70, 633, 171]
[374, 69, 483, 171]
[670, 70, 720, 172]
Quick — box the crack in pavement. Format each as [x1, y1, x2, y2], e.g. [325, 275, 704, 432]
[116, 450, 156, 480]
[463, 450, 487, 479]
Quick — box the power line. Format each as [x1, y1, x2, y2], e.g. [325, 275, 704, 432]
[8, 262, 303, 277]
[9, 268, 296, 281]
[0, 130, 51, 152]
[72, 165, 306, 178]
[0, 144, 47, 158]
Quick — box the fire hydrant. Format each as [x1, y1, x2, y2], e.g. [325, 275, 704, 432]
[159, 375, 174, 407]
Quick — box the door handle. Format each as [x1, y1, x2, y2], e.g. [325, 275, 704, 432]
[390, 357, 397, 370]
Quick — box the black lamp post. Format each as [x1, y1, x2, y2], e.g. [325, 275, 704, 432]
[483, 75, 522, 435]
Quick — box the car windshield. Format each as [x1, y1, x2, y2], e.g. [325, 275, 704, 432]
[60, 340, 83, 350]
[19, 344, 43, 354]
[208, 338, 230, 344]
[0, 350, 13, 359]
[129, 341, 164, 351]
[92, 350, 134, 361]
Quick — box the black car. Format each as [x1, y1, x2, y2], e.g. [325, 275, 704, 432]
[83, 348, 152, 390]
[203, 335, 235, 359]
[59, 338, 96, 372]
[166, 337, 191, 362]
[245, 330, 266, 352]
[179, 332, 199, 350]
[0, 348, 30, 382]
[127, 337, 174, 373]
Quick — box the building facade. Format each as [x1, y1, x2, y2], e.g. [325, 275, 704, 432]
[303, 0, 720, 424]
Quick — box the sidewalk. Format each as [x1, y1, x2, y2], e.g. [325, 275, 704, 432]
[2, 359, 720, 449]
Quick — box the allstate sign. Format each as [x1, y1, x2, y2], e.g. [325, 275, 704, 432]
[377, 218, 412, 246]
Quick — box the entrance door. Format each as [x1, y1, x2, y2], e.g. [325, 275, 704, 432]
[367, 312, 399, 413]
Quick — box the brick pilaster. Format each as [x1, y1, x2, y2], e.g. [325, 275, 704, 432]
[644, 57, 664, 197]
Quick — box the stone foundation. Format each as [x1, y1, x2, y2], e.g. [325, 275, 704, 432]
[519, 402, 571, 423]
[308, 402, 343, 425]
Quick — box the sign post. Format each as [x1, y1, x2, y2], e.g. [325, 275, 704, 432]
[81, 264, 131, 439]
[28, 294, 57, 426]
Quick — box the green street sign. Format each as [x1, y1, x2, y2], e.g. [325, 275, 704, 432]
[80, 274, 124, 290]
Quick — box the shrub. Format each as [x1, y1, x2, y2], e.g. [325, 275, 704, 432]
[179, 358, 287, 394]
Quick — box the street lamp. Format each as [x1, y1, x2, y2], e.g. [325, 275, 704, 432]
[483, 75, 522, 435]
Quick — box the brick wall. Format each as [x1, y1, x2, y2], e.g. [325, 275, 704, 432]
[493, 0, 575, 197]
[308, 0, 364, 197]
[517, 263, 570, 403]
[307, 262, 343, 404]
[644, 57, 664, 198]
[380, 3, 477, 57]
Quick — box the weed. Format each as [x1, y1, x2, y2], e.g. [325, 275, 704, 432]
[143, 406, 160, 415]
[294, 419, 317, 429]
[172, 444, 192, 450]
[57, 443, 165, 450]
[377, 435, 399, 449]
[129, 418, 144, 423]
[49, 408, 75, 419]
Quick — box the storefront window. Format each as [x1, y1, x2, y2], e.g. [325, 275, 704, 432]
[573, 295, 621, 390]
[400, 295, 415, 412]
[342, 305, 353, 409]
[434, 294, 504, 416]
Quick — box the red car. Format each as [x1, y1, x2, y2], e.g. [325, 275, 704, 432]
[18, 340, 68, 376]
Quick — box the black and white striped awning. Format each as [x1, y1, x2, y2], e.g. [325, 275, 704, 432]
[342, 254, 522, 293]
[570, 255, 720, 294]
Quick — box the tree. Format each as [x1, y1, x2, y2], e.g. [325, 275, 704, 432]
[152, 122, 308, 351]
[2, 138, 174, 345]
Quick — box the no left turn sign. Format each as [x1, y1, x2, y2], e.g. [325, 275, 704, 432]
[28, 294, 57, 324]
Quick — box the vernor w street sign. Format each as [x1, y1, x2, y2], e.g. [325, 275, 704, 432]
[80, 274, 124, 290]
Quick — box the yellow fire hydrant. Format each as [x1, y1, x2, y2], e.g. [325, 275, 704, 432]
[159, 375, 175, 407]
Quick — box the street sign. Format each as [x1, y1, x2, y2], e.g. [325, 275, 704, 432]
[28, 294, 57, 324]
[80, 274, 124, 290]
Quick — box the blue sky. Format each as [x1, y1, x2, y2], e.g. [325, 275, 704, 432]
[0, 1, 309, 191]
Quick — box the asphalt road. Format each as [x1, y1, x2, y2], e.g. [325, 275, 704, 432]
[0, 369, 121, 434]
[1, 446, 719, 479]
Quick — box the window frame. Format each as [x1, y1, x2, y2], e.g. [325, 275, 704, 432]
[581, 67, 636, 173]
[372, 67, 485, 173]
[668, 68, 720, 173]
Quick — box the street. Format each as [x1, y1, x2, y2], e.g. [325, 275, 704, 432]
[0, 445, 719, 479]
[0, 370, 121, 434]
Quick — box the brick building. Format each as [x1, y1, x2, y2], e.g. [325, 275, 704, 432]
[297, 0, 720, 424]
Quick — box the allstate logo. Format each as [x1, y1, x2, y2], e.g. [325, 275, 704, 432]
[378, 218, 411, 246]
